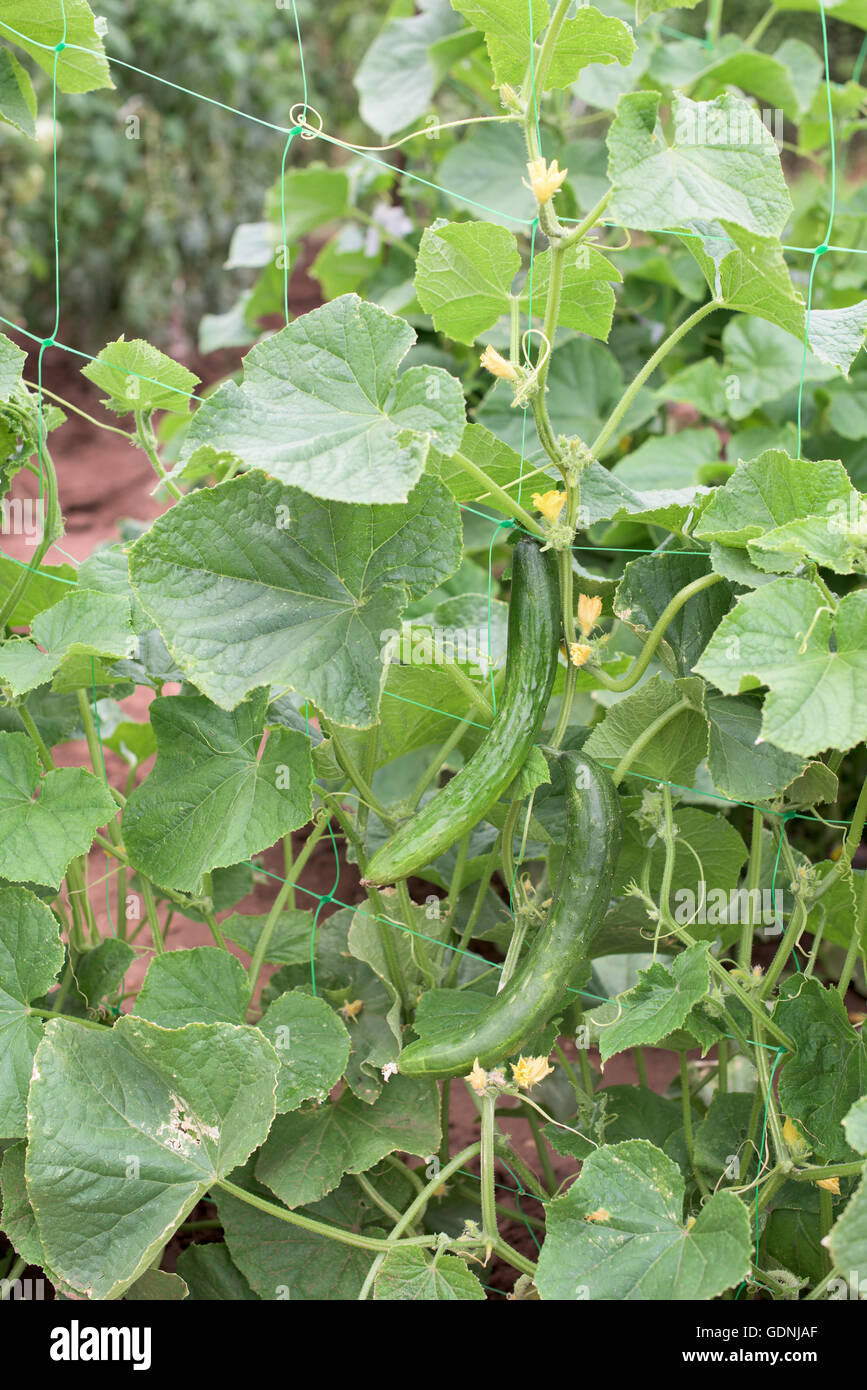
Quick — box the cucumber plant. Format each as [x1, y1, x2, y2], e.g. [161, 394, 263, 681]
[0, 0, 867, 1305]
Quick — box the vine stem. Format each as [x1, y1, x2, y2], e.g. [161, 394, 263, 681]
[324, 791, 413, 1013]
[449, 450, 544, 538]
[215, 1175, 476, 1257]
[589, 570, 724, 694]
[612, 697, 692, 787]
[0, 444, 63, 632]
[356, 1142, 482, 1299]
[246, 809, 332, 1000]
[680, 1052, 710, 1197]
[134, 409, 184, 501]
[480, 1094, 499, 1247]
[739, 807, 765, 971]
[590, 299, 720, 458]
[321, 722, 395, 827]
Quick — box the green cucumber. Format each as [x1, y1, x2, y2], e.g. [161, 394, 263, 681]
[365, 536, 560, 886]
[397, 751, 622, 1079]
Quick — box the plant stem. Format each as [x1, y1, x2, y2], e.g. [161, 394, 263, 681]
[246, 811, 331, 998]
[757, 896, 808, 1000]
[591, 300, 719, 458]
[449, 450, 545, 537]
[531, 0, 573, 101]
[745, 4, 776, 48]
[838, 865, 867, 995]
[135, 409, 184, 501]
[524, 1104, 556, 1194]
[356, 1142, 483, 1299]
[216, 1176, 471, 1257]
[589, 571, 724, 694]
[18, 703, 56, 772]
[322, 723, 395, 828]
[443, 836, 500, 987]
[680, 1051, 710, 1197]
[739, 807, 765, 971]
[480, 1095, 499, 1244]
[706, 0, 724, 48]
[613, 697, 692, 786]
[354, 1171, 403, 1226]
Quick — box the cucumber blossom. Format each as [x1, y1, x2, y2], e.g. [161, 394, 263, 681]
[365, 536, 560, 886]
[397, 751, 622, 1079]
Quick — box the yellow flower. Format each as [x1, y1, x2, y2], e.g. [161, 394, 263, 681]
[467, 1058, 488, 1095]
[480, 345, 518, 381]
[510, 1054, 554, 1090]
[577, 593, 603, 638]
[532, 488, 565, 521]
[569, 642, 592, 668]
[526, 157, 568, 204]
[339, 998, 364, 1024]
[816, 1176, 841, 1194]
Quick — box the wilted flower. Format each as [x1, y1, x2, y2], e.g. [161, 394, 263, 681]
[510, 1054, 554, 1090]
[480, 345, 518, 381]
[339, 998, 364, 1024]
[532, 489, 565, 520]
[525, 157, 568, 204]
[577, 593, 603, 637]
[467, 1058, 488, 1094]
[816, 1176, 840, 1194]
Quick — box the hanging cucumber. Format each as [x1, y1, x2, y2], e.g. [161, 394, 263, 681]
[364, 536, 560, 886]
[397, 751, 622, 1078]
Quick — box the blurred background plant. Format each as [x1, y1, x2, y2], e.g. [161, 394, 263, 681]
[0, 0, 379, 351]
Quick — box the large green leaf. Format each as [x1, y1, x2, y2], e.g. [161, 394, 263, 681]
[354, 0, 471, 138]
[128, 471, 461, 725]
[452, 0, 633, 91]
[217, 1180, 372, 1300]
[256, 1074, 440, 1209]
[175, 1242, 259, 1301]
[698, 450, 858, 543]
[519, 243, 621, 339]
[598, 943, 711, 1064]
[414, 221, 520, 345]
[0, 0, 112, 94]
[721, 317, 835, 420]
[608, 92, 792, 237]
[0, 48, 35, 136]
[536, 1139, 751, 1299]
[437, 122, 538, 228]
[132, 948, 250, 1027]
[374, 1248, 485, 1300]
[614, 552, 733, 677]
[263, 165, 350, 241]
[122, 690, 312, 893]
[26, 1016, 279, 1299]
[584, 674, 708, 786]
[776, 978, 867, 1163]
[706, 692, 837, 806]
[177, 295, 465, 504]
[258, 989, 351, 1113]
[0, 732, 116, 888]
[695, 579, 867, 757]
[0, 885, 63, 1137]
[451, 0, 547, 86]
[828, 1098, 867, 1286]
